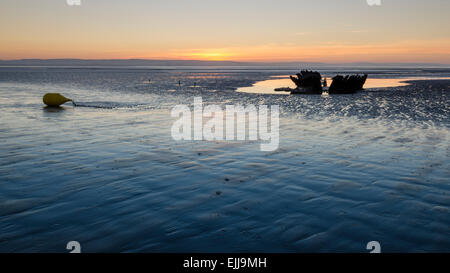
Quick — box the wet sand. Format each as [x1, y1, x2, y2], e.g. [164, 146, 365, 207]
[237, 76, 450, 95]
[0, 67, 449, 252]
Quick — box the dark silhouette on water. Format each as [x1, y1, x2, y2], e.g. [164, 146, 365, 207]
[288, 70, 323, 94]
[328, 74, 368, 94]
[276, 69, 368, 95]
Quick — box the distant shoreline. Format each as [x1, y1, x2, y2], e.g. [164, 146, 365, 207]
[0, 59, 449, 68]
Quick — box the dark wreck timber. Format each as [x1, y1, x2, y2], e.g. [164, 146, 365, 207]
[289, 70, 324, 94]
[275, 69, 368, 95]
[275, 70, 323, 94]
[328, 74, 368, 94]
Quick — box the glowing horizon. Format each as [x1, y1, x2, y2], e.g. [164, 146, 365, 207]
[1, 0, 450, 63]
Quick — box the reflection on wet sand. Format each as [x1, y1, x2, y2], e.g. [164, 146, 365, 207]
[1, 67, 449, 252]
[237, 76, 450, 94]
[43, 106, 66, 112]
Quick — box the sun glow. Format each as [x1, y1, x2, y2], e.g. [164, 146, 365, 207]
[1, 1, 450, 63]
[174, 51, 234, 61]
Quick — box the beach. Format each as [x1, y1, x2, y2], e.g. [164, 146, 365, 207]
[0, 66, 449, 252]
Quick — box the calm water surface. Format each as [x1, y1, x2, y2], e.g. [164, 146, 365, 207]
[0, 67, 449, 252]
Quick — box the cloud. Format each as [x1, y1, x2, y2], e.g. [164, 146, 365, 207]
[167, 38, 450, 63]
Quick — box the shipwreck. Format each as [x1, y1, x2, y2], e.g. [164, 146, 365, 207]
[275, 70, 368, 95]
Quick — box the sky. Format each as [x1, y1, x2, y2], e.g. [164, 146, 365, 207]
[0, 0, 449, 63]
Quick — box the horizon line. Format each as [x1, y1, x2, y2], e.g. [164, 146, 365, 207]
[0, 58, 449, 66]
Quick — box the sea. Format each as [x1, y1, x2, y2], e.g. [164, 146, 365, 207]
[0, 66, 449, 252]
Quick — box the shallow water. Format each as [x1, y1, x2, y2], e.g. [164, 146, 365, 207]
[0, 67, 449, 252]
[237, 76, 450, 95]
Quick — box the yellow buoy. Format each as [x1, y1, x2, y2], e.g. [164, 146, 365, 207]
[43, 93, 72, 107]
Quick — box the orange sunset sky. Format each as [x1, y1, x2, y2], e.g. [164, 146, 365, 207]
[1, 0, 449, 63]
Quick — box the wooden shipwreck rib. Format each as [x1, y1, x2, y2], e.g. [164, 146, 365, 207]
[275, 70, 368, 95]
[289, 70, 323, 94]
[328, 74, 368, 94]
